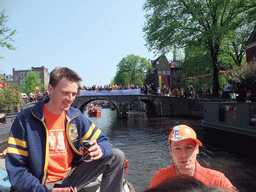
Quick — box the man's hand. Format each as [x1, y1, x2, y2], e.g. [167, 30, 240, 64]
[89, 140, 103, 160]
[52, 187, 77, 192]
[0, 148, 7, 158]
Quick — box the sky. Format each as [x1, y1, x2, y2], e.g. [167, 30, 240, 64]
[0, 0, 174, 87]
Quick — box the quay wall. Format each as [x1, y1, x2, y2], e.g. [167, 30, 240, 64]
[154, 96, 205, 118]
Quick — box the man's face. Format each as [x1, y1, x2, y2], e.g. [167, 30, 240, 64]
[169, 139, 199, 172]
[48, 77, 78, 114]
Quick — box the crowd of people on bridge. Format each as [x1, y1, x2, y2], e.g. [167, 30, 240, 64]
[141, 84, 200, 98]
[24, 82, 211, 104]
[79, 84, 139, 91]
[78, 83, 201, 98]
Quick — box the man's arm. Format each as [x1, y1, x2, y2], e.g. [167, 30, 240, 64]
[6, 115, 50, 192]
[77, 113, 111, 159]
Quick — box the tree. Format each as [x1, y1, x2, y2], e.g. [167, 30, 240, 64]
[181, 46, 213, 91]
[143, 0, 256, 97]
[22, 70, 43, 95]
[0, 83, 22, 111]
[113, 54, 152, 86]
[182, 42, 237, 92]
[222, 18, 255, 67]
[0, 11, 16, 58]
[226, 61, 256, 94]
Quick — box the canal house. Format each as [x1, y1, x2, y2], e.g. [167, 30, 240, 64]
[149, 55, 181, 90]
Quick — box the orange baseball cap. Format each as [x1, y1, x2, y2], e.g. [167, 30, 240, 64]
[169, 125, 202, 146]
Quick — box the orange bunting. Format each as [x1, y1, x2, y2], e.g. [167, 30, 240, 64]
[184, 70, 229, 80]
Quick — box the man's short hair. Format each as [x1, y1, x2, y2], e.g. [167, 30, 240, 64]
[49, 67, 82, 88]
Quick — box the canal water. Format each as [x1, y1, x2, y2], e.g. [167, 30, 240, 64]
[85, 108, 256, 192]
[1, 108, 255, 192]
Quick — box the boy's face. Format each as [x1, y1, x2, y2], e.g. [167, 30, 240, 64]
[169, 139, 199, 172]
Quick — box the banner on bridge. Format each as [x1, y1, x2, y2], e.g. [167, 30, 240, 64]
[79, 88, 141, 96]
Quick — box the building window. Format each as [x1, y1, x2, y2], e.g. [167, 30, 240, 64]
[158, 71, 161, 75]
[20, 79, 25, 84]
[167, 71, 171, 75]
[162, 71, 166, 75]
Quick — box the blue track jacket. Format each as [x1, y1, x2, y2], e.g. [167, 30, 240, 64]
[5, 98, 111, 192]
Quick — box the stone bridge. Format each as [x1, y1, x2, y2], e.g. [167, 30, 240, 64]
[71, 94, 205, 118]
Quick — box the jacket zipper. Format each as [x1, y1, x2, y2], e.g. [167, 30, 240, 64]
[31, 109, 49, 184]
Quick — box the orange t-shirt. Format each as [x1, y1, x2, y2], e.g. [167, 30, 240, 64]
[43, 105, 73, 183]
[150, 161, 234, 191]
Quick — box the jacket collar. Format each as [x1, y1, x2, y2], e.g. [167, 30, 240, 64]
[31, 97, 50, 120]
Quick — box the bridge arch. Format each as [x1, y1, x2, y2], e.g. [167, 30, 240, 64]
[130, 98, 158, 117]
[73, 96, 159, 117]
[78, 98, 118, 113]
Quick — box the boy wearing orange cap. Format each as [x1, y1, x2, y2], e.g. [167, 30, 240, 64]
[150, 125, 234, 191]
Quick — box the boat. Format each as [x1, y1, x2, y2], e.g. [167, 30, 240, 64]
[201, 101, 256, 137]
[101, 101, 112, 108]
[0, 152, 135, 192]
[88, 106, 101, 117]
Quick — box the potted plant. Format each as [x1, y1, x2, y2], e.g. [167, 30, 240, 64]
[225, 61, 256, 102]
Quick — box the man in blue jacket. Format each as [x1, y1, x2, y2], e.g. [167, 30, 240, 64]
[6, 67, 125, 192]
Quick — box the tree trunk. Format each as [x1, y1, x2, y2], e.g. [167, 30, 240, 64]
[211, 52, 220, 98]
[212, 64, 220, 98]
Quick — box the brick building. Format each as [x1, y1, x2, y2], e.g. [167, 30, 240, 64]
[12, 66, 49, 90]
[245, 25, 256, 63]
[149, 55, 181, 89]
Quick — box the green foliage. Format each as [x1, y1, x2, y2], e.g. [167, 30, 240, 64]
[0, 83, 22, 111]
[221, 17, 255, 67]
[113, 54, 152, 86]
[143, 0, 256, 97]
[182, 46, 213, 77]
[0, 11, 16, 58]
[225, 61, 256, 93]
[22, 70, 43, 95]
[181, 44, 238, 91]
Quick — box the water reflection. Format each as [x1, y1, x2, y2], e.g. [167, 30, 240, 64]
[85, 109, 256, 192]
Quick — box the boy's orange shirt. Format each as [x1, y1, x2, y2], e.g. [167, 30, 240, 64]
[43, 104, 73, 183]
[150, 161, 233, 191]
